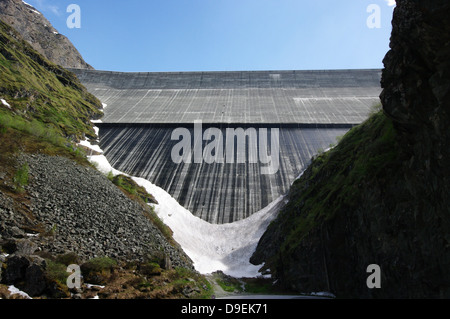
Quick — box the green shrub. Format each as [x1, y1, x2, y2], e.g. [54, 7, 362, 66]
[45, 260, 69, 285]
[81, 257, 117, 285]
[106, 170, 114, 181]
[82, 256, 117, 272]
[112, 175, 137, 196]
[13, 163, 29, 192]
[139, 262, 162, 277]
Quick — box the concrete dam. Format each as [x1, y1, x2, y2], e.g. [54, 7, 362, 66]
[71, 69, 382, 224]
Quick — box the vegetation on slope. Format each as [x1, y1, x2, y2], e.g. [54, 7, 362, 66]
[0, 19, 103, 210]
[255, 110, 400, 260]
[250, 110, 423, 297]
[287, 110, 398, 243]
[0, 19, 101, 199]
[2, 251, 213, 299]
[0, 20, 103, 142]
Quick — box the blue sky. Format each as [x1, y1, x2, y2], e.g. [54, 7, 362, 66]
[25, 0, 396, 72]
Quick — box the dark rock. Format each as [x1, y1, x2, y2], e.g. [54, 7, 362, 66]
[72, 293, 82, 299]
[2, 255, 29, 284]
[46, 280, 70, 299]
[2, 255, 48, 297]
[252, 0, 450, 299]
[9, 226, 26, 239]
[23, 256, 47, 297]
[182, 286, 198, 298]
[0, 239, 38, 256]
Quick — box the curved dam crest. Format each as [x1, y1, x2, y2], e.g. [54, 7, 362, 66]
[71, 69, 382, 224]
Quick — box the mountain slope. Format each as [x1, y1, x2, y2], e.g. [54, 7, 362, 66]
[251, 0, 450, 298]
[0, 0, 93, 69]
[0, 19, 102, 141]
[0, 17, 206, 299]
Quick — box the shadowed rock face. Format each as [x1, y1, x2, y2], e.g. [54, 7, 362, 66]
[251, 0, 450, 298]
[381, 0, 450, 185]
[0, 0, 93, 69]
[72, 69, 382, 223]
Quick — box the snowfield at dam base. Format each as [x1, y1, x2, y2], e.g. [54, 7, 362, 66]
[89, 154, 286, 278]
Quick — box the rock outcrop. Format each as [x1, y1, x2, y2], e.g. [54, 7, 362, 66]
[251, 0, 450, 298]
[0, 0, 93, 69]
[380, 0, 450, 208]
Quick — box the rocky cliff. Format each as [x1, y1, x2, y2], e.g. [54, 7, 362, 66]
[0, 0, 93, 69]
[251, 0, 450, 298]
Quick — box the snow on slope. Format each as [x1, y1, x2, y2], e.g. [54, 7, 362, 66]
[89, 154, 285, 278]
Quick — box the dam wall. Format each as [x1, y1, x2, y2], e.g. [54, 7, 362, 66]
[71, 69, 382, 224]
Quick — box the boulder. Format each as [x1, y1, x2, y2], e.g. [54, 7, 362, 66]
[2, 254, 48, 297]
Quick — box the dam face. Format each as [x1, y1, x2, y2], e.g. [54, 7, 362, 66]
[72, 69, 382, 224]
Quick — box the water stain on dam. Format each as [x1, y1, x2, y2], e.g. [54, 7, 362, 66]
[71, 69, 382, 224]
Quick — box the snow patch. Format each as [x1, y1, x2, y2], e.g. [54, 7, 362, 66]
[88, 154, 284, 278]
[85, 284, 105, 289]
[78, 139, 103, 154]
[91, 103, 107, 123]
[1, 99, 11, 109]
[89, 155, 122, 176]
[22, 1, 33, 7]
[26, 233, 39, 238]
[385, 0, 396, 7]
[135, 176, 283, 277]
[77, 125, 103, 154]
[8, 286, 32, 299]
[22, 1, 41, 14]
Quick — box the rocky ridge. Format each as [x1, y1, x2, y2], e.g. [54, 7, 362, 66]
[0, 0, 93, 69]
